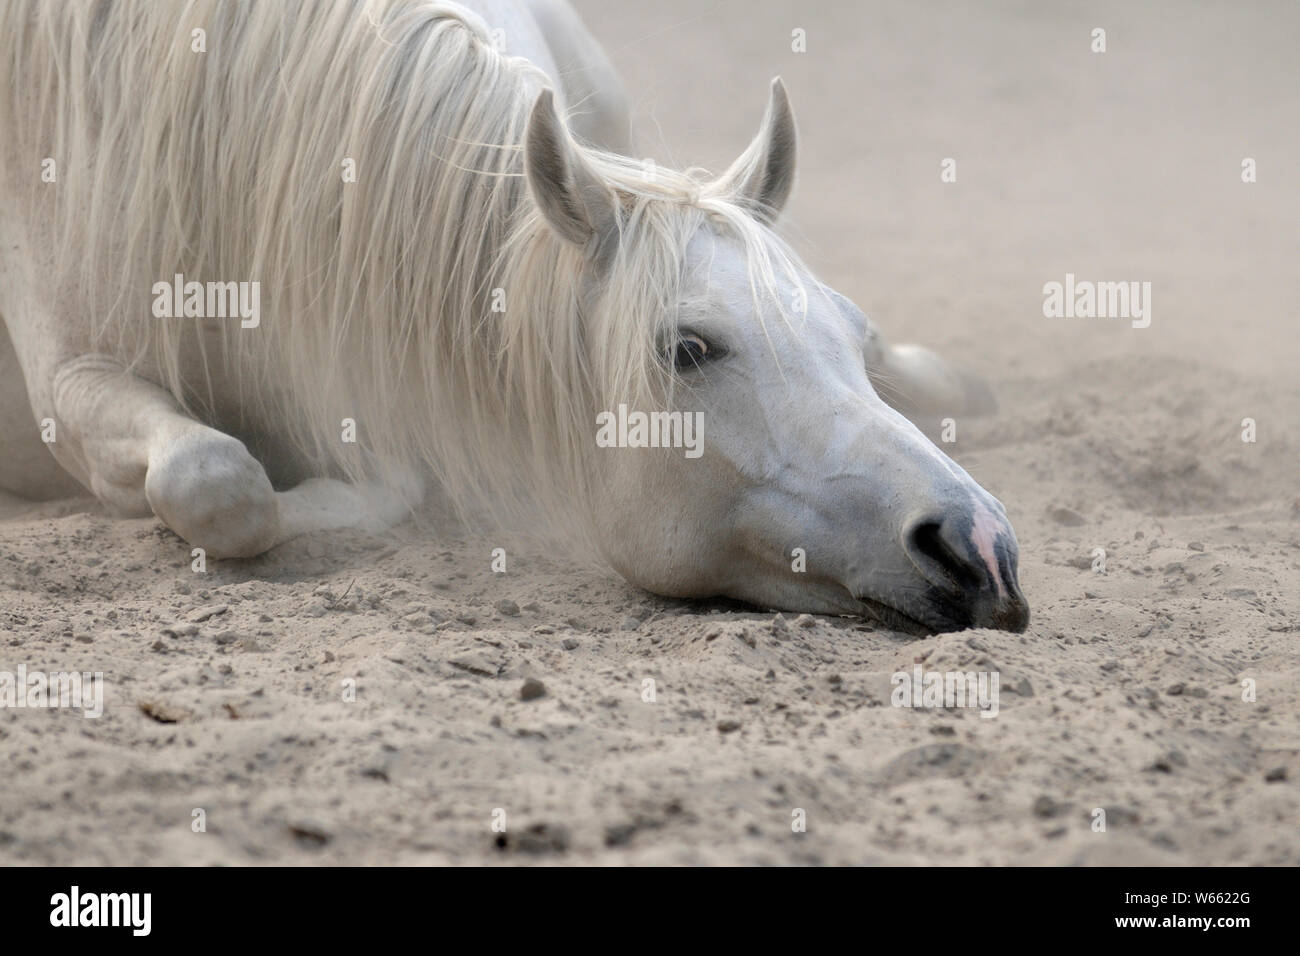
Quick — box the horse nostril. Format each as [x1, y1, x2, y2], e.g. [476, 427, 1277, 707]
[905, 519, 984, 595]
[899, 510, 1030, 633]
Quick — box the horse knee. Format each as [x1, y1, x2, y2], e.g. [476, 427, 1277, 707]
[144, 430, 280, 558]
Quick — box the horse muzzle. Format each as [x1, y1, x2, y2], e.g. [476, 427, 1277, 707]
[898, 499, 1030, 633]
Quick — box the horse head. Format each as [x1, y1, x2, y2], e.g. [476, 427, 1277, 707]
[523, 80, 1028, 634]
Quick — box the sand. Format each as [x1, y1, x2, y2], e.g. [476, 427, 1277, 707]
[1, 0, 1297, 865]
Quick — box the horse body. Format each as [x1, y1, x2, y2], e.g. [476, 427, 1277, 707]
[0, 0, 1028, 633]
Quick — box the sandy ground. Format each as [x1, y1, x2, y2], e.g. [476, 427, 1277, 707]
[1, 0, 1298, 865]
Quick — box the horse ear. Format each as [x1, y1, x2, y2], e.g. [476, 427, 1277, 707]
[717, 78, 797, 224]
[525, 88, 618, 250]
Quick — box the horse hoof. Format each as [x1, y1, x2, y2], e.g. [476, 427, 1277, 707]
[144, 430, 280, 558]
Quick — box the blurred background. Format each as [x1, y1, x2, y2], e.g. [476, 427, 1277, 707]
[577, 0, 1300, 382]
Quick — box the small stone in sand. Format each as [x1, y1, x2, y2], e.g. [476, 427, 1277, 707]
[288, 820, 332, 849]
[604, 823, 636, 847]
[188, 603, 228, 622]
[1032, 795, 1066, 818]
[519, 677, 547, 701]
[137, 699, 191, 724]
[450, 651, 499, 677]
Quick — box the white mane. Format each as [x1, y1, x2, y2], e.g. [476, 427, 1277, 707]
[0, 0, 806, 532]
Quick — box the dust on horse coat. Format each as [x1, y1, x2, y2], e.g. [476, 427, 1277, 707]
[0, 0, 1027, 633]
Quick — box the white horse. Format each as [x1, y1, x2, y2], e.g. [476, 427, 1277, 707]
[0, 0, 1028, 633]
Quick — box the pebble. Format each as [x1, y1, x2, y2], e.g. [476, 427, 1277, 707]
[450, 651, 499, 677]
[1032, 795, 1066, 818]
[519, 677, 547, 701]
[301, 598, 329, 618]
[1148, 751, 1188, 773]
[188, 604, 228, 623]
[137, 699, 190, 724]
[716, 719, 742, 733]
[604, 823, 636, 847]
[287, 820, 332, 849]
[495, 599, 521, 617]
[507, 823, 570, 855]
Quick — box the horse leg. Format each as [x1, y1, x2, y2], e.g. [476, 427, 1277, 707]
[865, 323, 998, 421]
[6, 323, 420, 558]
[16, 346, 285, 556]
[0, 317, 84, 500]
[275, 471, 424, 542]
[524, 0, 632, 153]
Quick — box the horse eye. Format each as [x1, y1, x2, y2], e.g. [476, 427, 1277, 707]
[670, 333, 713, 371]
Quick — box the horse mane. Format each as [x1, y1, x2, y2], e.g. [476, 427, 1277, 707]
[0, 0, 807, 537]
